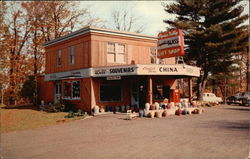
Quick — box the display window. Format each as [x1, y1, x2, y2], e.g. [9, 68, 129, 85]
[63, 80, 80, 99]
[100, 85, 122, 102]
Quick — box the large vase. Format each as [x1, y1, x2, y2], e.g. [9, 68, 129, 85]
[139, 109, 144, 117]
[145, 103, 150, 111]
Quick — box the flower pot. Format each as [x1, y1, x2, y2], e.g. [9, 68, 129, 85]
[182, 109, 188, 115]
[162, 111, 167, 117]
[150, 111, 155, 118]
[176, 109, 182, 116]
[156, 111, 162, 118]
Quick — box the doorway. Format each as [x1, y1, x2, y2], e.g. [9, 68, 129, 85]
[131, 79, 147, 109]
[54, 82, 61, 104]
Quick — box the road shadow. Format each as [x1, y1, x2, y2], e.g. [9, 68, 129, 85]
[225, 107, 250, 112]
[200, 120, 249, 132]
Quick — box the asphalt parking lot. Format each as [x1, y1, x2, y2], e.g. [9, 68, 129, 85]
[1, 104, 249, 159]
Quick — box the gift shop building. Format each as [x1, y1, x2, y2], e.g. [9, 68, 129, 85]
[39, 26, 200, 112]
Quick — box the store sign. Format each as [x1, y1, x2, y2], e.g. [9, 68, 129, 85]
[45, 68, 90, 81]
[106, 76, 121, 80]
[157, 29, 184, 59]
[137, 64, 200, 77]
[93, 66, 137, 77]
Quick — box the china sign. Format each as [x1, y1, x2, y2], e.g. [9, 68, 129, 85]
[157, 29, 184, 59]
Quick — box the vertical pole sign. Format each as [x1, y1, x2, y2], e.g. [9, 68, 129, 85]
[157, 29, 185, 59]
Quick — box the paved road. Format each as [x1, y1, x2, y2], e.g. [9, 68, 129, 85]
[1, 105, 249, 159]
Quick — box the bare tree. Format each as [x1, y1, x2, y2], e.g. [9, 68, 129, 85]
[109, 6, 144, 33]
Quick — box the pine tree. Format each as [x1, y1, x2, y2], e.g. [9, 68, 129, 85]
[163, 0, 249, 100]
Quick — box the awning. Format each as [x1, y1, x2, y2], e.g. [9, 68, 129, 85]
[45, 64, 200, 81]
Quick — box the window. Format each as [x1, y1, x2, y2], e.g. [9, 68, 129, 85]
[107, 43, 125, 63]
[63, 81, 80, 99]
[63, 81, 72, 99]
[69, 46, 75, 65]
[107, 43, 115, 63]
[116, 43, 125, 63]
[57, 49, 62, 66]
[153, 85, 170, 100]
[100, 85, 122, 102]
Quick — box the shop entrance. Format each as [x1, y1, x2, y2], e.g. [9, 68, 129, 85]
[131, 80, 147, 109]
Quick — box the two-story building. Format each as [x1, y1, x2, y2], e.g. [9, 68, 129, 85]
[39, 26, 200, 112]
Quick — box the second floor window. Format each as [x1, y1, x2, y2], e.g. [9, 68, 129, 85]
[107, 43, 125, 63]
[69, 46, 75, 65]
[57, 49, 62, 66]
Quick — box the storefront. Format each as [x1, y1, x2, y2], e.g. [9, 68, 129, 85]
[39, 26, 200, 113]
[42, 64, 200, 112]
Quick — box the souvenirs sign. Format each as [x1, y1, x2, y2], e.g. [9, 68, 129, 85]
[157, 29, 184, 59]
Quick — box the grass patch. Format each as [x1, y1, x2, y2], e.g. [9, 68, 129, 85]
[0, 107, 87, 133]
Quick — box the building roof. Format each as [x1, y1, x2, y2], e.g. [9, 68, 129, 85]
[43, 26, 158, 47]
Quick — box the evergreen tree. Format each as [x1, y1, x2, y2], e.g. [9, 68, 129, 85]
[163, 0, 249, 100]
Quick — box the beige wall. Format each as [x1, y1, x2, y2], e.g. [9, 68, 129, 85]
[45, 32, 175, 74]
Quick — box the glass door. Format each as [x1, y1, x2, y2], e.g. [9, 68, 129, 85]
[54, 82, 61, 104]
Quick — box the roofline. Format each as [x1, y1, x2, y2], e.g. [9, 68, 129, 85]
[43, 26, 158, 47]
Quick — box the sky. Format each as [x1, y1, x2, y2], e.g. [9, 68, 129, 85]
[80, 1, 249, 36]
